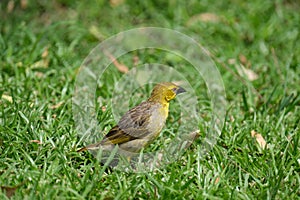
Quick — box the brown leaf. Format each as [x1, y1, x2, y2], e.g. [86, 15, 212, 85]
[7, 1, 14, 13]
[236, 64, 258, 81]
[1, 186, 17, 198]
[239, 54, 248, 66]
[199, 13, 220, 22]
[239, 54, 251, 68]
[30, 140, 43, 144]
[1, 182, 26, 198]
[187, 13, 220, 26]
[35, 72, 45, 78]
[214, 176, 220, 184]
[227, 58, 236, 65]
[251, 130, 267, 150]
[110, 0, 125, 7]
[21, 0, 28, 9]
[105, 51, 129, 73]
[42, 47, 49, 59]
[49, 101, 64, 109]
[101, 106, 107, 112]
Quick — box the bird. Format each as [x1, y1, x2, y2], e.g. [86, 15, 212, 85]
[77, 82, 186, 153]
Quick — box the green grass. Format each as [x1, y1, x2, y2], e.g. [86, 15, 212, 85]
[1, 0, 300, 199]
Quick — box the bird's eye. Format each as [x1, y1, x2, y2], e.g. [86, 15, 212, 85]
[171, 88, 177, 92]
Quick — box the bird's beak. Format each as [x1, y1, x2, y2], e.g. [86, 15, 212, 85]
[176, 86, 186, 95]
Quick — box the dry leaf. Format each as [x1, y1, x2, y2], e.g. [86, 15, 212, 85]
[21, 0, 28, 9]
[35, 72, 45, 78]
[228, 58, 236, 65]
[110, 0, 125, 7]
[214, 176, 220, 184]
[239, 54, 251, 68]
[236, 64, 258, 81]
[239, 54, 248, 66]
[101, 106, 107, 112]
[187, 13, 220, 26]
[251, 130, 267, 150]
[1, 186, 17, 198]
[7, 1, 14, 13]
[198, 13, 220, 22]
[42, 47, 49, 58]
[1, 182, 25, 198]
[1, 94, 13, 103]
[30, 140, 42, 144]
[105, 51, 129, 73]
[49, 101, 64, 109]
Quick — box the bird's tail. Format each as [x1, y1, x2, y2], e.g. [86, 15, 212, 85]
[77, 142, 106, 152]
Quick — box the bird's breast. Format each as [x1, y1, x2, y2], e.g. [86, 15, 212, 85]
[145, 103, 169, 140]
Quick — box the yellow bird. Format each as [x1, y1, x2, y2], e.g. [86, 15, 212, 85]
[77, 82, 186, 153]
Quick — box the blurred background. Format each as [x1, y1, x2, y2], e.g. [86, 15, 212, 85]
[1, 0, 299, 97]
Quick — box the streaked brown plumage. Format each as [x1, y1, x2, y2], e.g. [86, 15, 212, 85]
[77, 82, 186, 153]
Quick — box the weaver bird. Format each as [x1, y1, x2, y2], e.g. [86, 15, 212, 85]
[77, 82, 186, 153]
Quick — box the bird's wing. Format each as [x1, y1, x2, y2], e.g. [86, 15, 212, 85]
[101, 101, 156, 145]
[100, 125, 137, 145]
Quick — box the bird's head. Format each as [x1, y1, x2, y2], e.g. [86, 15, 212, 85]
[148, 82, 186, 104]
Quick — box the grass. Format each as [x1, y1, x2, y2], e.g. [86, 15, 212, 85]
[1, 0, 300, 199]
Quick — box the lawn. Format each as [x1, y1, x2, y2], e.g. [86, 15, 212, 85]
[0, 0, 299, 199]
